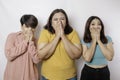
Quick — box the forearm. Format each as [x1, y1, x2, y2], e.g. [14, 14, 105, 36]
[98, 40, 114, 61]
[5, 40, 28, 61]
[83, 40, 96, 62]
[61, 35, 82, 59]
[38, 36, 60, 59]
[28, 41, 41, 63]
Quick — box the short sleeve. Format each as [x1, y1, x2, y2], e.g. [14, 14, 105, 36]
[106, 36, 112, 43]
[38, 29, 49, 44]
[80, 39, 86, 45]
[71, 30, 81, 44]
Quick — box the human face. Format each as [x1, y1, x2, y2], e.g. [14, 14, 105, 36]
[89, 18, 102, 33]
[21, 24, 35, 35]
[52, 12, 66, 30]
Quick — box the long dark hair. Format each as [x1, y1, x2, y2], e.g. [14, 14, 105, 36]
[83, 16, 108, 43]
[44, 9, 73, 34]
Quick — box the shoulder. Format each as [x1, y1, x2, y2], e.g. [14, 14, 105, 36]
[106, 35, 112, 39]
[106, 35, 112, 43]
[69, 29, 78, 35]
[80, 39, 86, 45]
[6, 32, 20, 42]
[7, 32, 18, 38]
[72, 29, 77, 34]
[40, 29, 50, 35]
[67, 29, 79, 39]
[7, 31, 22, 38]
[41, 29, 48, 32]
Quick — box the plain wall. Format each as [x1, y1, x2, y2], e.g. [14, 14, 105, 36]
[0, 0, 120, 80]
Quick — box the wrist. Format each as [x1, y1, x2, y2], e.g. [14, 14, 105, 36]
[97, 39, 101, 43]
[61, 34, 65, 39]
[92, 39, 97, 44]
[93, 38, 96, 42]
[55, 35, 61, 41]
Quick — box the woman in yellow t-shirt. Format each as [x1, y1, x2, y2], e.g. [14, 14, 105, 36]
[38, 9, 82, 80]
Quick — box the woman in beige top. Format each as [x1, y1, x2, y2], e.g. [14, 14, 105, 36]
[4, 14, 41, 80]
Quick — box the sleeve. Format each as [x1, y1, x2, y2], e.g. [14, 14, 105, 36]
[28, 41, 41, 64]
[38, 29, 49, 45]
[5, 33, 28, 61]
[80, 39, 86, 45]
[106, 36, 112, 43]
[71, 30, 81, 44]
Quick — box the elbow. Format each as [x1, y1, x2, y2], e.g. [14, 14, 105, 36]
[37, 50, 45, 60]
[72, 56, 80, 60]
[37, 52, 49, 60]
[75, 56, 81, 59]
[6, 56, 15, 62]
[75, 53, 82, 59]
[107, 56, 114, 61]
[5, 53, 15, 61]
[33, 54, 42, 64]
[72, 52, 82, 59]
[72, 49, 82, 59]
[107, 52, 114, 61]
[37, 53, 44, 61]
[5, 51, 14, 61]
[83, 56, 92, 62]
[33, 59, 41, 64]
[108, 58, 113, 61]
[85, 58, 91, 62]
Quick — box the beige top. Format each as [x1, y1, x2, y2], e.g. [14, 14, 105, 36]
[4, 31, 40, 80]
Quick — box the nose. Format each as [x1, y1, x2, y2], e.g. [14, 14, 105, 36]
[96, 25, 100, 29]
[93, 25, 98, 28]
[57, 19, 61, 22]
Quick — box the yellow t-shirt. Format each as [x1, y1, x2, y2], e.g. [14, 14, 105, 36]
[38, 29, 80, 80]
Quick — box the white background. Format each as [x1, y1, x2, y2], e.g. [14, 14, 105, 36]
[0, 0, 120, 80]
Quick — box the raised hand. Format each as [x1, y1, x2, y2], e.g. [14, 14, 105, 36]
[90, 27, 101, 43]
[95, 27, 100, 42]
[28, 30, 34, 41]
[55, 21, 61, 38]
[24, 31, 29, 42]
[55, 21, 65, 39]
[90, 28, 97, 42]
[60, 21, 64, 37]
[24, 30, 34, 42]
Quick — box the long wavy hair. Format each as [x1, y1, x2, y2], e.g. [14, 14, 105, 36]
[83, 16, 108, 43]
[44, 9, 73, 34]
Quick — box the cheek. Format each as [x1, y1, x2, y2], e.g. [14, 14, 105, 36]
[52, 21, 56, 27]
[62, 21, 66, 28]
[89, 26, 93, 30]
[99, 26, 102, 30]
[89, 26, 93, 32]
[89, 28, 92, 32]
[52, 22, 57, 30]
[52, 21, 58, 26]
[99, 28, 102, 32]
[97, 26, 102, 31]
